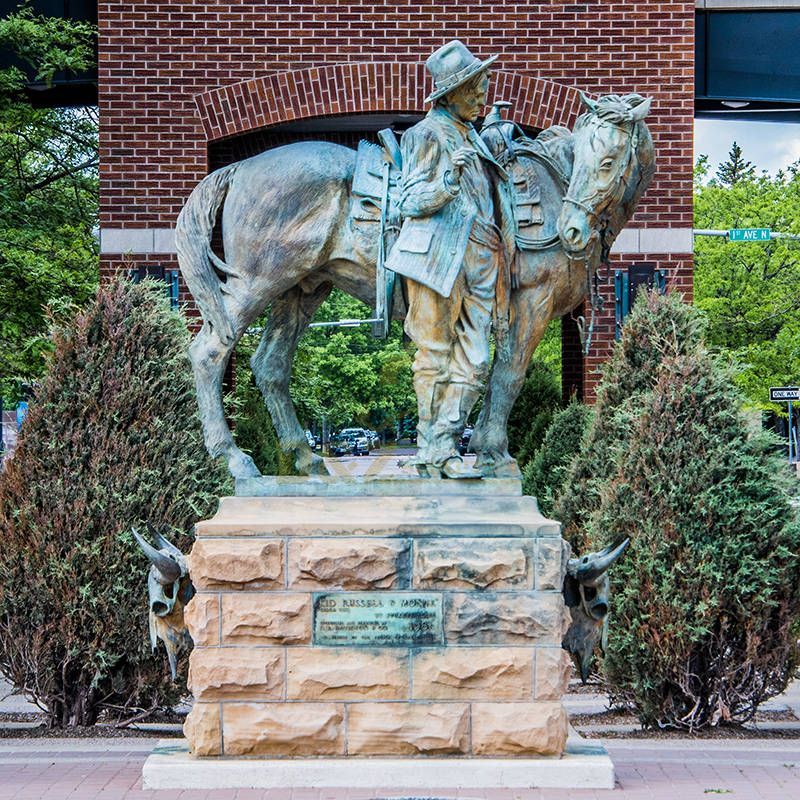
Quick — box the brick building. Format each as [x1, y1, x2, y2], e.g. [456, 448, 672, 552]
[98, 1, 695, 399]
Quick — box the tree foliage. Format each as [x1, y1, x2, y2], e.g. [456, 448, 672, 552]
[715, 141, 755, 187]
[505, 356, 562, 468]
[593, 354, 800, 729]
[235, 290, 417, 436]
[694, 148, 800, 412]
[0, 7, 98, 403]
[522, 401, 592, 517]
[0, 280, 229, 727]
[555, 291, 702, 551]
[557, 290, 800, 729]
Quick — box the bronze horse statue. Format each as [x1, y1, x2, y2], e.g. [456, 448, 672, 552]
[176, 93, 654, 478]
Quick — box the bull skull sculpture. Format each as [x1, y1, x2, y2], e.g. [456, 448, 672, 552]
[562, 538, 630, 683]
[132, 525, 195, 680]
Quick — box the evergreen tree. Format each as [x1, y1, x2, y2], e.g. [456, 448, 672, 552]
[522, 401, 592, 517]
[555, 291, 702, 550]
[505, 358, 562, 468]
[592, 352, 800, 729]
[0, 280, 229, 727]
[716, 141, 755, 186]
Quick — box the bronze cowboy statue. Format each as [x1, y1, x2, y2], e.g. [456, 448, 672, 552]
[386, 41, 516, 479]
[175, 42, 655, 480]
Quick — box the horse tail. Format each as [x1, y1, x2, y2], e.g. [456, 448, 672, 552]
[175, 163, 240, 344]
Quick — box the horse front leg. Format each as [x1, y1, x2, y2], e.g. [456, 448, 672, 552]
[251, 282, 332, 476]
[189, 323, 260, 479]
[472, 287, 553, 476]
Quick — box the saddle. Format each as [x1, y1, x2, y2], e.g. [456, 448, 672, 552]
[504, 135, 570, 251]
[480, 116, 571, 252]
[350, 139, 401, 226]
[349, 137, 404, 333]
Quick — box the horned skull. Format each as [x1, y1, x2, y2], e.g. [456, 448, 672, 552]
[562, 538, 630, 683]
[132, 525, 194, 680]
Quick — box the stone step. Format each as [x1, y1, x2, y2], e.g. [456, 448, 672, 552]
[196, 494, 559, 538]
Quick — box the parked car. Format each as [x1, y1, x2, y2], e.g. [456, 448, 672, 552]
[458, 425, 473, 456]
[305, 430, 316, 449]
[332, 428, 370, 456]
[367, 430, 380, 448]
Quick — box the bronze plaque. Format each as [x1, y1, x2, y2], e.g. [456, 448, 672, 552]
[313, 592, 444, 646]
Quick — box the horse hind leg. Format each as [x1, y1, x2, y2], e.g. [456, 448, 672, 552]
[189, 322, 260, 479]
[251, 282, 332, 476]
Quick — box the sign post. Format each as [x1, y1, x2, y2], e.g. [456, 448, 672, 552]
[769, 387, 800, 464]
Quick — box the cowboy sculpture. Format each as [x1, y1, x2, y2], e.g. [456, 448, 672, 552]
[386, 40, 516, 479]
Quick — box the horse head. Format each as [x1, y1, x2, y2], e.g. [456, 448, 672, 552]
[558, 93, 655, 257]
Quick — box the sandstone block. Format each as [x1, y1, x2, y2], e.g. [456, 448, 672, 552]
[535, 647, 573, 701]
[222, 593, 311, 645]
[445, 592, 569, 644]
[189, 539, 283, 590]
[183, 593, 220, 646]
[536, 538, 569, 590]
[471, 702, 568, 756]
[183, 702, 221, 756]
[413, 538, 530, 590]
[188, 647, 283, 701]
[287, 648, 408, 700]
[412, 648, 532, 700]
[287, 538, 409, 590]
[347, 703, 469, 755]
[223, 703, 344, 756]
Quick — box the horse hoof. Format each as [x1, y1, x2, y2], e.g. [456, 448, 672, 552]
[228, 451, 261, 479]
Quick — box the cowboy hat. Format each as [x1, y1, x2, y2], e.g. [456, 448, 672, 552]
[424, 40, 498, 103]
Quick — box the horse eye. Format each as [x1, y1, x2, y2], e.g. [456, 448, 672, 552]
[600, 159, 613, 170]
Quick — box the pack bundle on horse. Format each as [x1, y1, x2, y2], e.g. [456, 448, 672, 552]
[175, 93, 655, 478]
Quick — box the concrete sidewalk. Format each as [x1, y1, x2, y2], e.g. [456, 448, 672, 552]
[0, 736, 798, 799]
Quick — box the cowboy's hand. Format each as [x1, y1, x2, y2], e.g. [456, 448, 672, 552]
[451, 146, 478, 174]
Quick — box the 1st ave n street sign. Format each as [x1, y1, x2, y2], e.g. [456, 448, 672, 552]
[729, 228, 771, 242]
[770, 386, 800, 402]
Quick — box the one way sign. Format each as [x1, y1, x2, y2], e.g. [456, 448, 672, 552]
[770, 386, 800, 402]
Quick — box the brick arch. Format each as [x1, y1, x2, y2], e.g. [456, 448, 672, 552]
[195, 63, 585, 142]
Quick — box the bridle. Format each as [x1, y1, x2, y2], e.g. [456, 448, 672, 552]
[561, 117, 640, 353]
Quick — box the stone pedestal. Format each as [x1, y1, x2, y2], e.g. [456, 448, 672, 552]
[181, 477, 576, 760]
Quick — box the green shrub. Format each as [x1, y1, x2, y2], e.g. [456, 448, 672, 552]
[522, 401, 593, 517]
[555, 291, 702, 550]
[232, 371, 293, 475]
[592, 352, 800, 729]
[506, 358, 562, 468]
[0, 279, 229, 727]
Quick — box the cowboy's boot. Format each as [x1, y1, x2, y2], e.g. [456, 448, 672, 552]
[429, 383, 483, 479]
[410, 371, 443, 477]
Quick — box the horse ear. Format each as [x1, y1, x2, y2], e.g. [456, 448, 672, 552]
[628, 95, 652, 121]
[578, 90, 598, 113]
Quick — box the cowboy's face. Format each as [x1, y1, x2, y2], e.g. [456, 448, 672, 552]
[446, 71, 491, 122]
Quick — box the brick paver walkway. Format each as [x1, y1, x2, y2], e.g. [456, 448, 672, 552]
[0, 737, 798, 799]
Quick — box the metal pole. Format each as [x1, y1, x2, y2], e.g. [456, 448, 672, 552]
[693, 229, 800, 241]
[790, 401, 795, 465]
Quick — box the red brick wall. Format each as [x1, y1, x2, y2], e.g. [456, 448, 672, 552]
[98, 1, 695, 398]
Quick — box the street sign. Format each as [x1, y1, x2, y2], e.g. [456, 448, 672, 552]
[729, 228, 771, 242]
[770, 387, 800, 402]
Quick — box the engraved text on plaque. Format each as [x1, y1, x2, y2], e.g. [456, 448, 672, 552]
[313, 592, 444, 646]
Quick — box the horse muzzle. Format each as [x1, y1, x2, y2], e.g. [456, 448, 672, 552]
[558, 205, 594, 255]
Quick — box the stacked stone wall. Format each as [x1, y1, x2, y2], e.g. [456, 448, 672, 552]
[182, 493, 572, 758]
